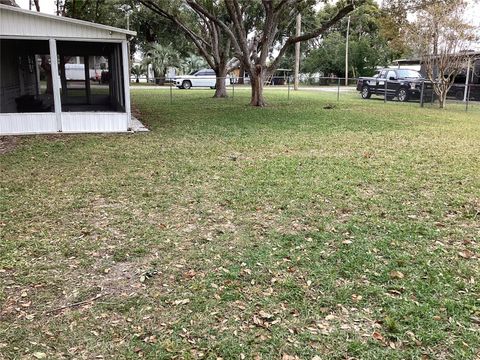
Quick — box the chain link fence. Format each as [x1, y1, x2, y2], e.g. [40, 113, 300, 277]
[130, 76, 480, 113]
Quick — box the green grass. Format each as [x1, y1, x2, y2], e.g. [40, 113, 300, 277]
[1, 89, 479, 359]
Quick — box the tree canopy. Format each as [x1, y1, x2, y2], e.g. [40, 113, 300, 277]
[302, 0, 393, 78]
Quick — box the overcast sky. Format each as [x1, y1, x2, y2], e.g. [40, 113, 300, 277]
[15, 0, 480, 29]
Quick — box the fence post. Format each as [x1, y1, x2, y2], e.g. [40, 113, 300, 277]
[420, 80, 425, 108]
[337, 78, 340, 102]
[384, 79, 387, 103]
[288, 76, 291, 101]
[169, 79, 173, 104]
[465, 83, 470, 112]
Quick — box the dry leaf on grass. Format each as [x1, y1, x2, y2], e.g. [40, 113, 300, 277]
[282, 355, 300, 360]
[372, 331, 384, 342]
[259, 310, 274, 319]
[389, 271, 405, 279]
[173, 299, 190, 305]
[458, 250, 475, 259]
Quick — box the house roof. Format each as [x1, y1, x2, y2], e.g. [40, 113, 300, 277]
[393, 51, 480, 65]
[0, 4, 136, 39]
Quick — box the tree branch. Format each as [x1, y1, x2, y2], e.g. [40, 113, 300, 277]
[138, 0, 216, 69]
[186, 0, 242, 55]
[268, 1, 362, 72]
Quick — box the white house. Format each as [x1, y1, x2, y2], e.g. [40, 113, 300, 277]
[0, 4, 136, 135]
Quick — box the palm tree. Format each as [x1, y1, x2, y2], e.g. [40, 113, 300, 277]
[181, 54, 208, 75]
[144, 43, 180, 84]
[131, 64, 146, 83]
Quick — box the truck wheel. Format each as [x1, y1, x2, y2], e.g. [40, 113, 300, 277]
[361, 86, 371, 99]
[182, 80, 192, 90]
[397, 88, 409, 102]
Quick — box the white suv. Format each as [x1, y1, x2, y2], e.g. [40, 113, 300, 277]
[175, 69, 229, 89]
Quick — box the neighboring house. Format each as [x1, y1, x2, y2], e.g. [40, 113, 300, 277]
[392, 52, 480, 85]
[0, 4, 136, 135]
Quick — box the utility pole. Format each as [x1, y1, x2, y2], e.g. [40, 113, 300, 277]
[294, 13, 301, 91]
[345, 16, 351, 86]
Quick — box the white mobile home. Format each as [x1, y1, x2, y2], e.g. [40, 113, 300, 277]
[0, 4, 136, 135]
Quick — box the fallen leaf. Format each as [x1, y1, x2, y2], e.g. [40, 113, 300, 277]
[351, 294, 363, 302]
[372, 331, 384, 342]
[259, 310, 273, 319]
[458, 250, 474, 259]
[33, 352, 46, 359]
[252, 315, 264, 327]
[173, 299, 190, 305]
[184, 270, 196, 278]
[389, 271, 405, 280]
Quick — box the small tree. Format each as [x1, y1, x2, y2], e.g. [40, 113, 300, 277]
[144, 43, 180, 84]
[408, 0, 477, 109]
[180, 54, 208, 74]
[131, 64, 146, 83]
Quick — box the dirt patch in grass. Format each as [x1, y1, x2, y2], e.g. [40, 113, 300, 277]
[0, 136, 19, 155]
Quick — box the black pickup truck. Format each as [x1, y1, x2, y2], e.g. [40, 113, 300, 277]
[356, 69, 428, 102]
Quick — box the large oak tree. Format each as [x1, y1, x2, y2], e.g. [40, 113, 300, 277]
[196, 0, 366, 106]
[136, 0, 365, 106]
[138, 0, 236, 98]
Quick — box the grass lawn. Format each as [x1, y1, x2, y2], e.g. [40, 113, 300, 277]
[1, 89, 479, 359]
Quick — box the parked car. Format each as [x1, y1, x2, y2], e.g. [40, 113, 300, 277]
[175, 69, 229, 89]
[357, 69, 429, 102]
[65, 63, 100, 81]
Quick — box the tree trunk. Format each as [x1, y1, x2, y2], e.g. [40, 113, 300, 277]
[249, 65, 266, 107]
[438, 89, 447, 109]
[238, 62, 245, 85]
[438, 95, 445, 109]
[213, 64, 228, 98]
[434, 82, 448, 109]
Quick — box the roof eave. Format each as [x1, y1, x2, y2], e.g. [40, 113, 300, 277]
[0, 4, 136, 37]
